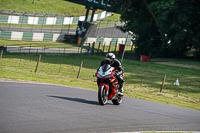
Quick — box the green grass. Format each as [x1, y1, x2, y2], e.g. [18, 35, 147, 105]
[0, 0, 121, 32]
[0, 14, 121, 28]
[0, 40, 80, 49]
[0, 52, 200, 111]
[0, 0, 199, 111]
[0, 0, 102, 16]
[0, 40, 133, 52]
[0, 23, 78, 29]
[100, 13, 121, 21]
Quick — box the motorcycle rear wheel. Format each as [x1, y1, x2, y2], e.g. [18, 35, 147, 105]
[98, 85, 107, 105]
[112, 95, 123, 105]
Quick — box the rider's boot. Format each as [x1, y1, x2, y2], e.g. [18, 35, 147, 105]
[118, 84, 124, 95]
[117, 76, 124, 95]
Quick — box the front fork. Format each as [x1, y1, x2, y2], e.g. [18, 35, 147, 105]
[99, 83, 109, 96]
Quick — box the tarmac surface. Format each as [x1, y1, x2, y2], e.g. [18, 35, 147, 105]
[0, 81, 200, 133]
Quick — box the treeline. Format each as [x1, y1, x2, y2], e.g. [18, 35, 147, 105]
[107, 0, 200, 58]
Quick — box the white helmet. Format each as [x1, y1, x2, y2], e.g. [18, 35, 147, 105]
[105, 53, 115, 64]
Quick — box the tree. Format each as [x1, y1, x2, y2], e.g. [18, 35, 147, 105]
[106, 0, 200, 58]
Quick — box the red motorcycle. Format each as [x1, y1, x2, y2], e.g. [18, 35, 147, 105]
[96, 64, 123, 105]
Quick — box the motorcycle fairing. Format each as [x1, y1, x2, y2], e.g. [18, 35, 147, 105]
[97, 64, 114, 79]
[99, 82, 117, 100]
[108, 79, 118, 100]
[96, 64, 119, 100]
[99, 83, 109, 92]
[110, 79, 119, 90]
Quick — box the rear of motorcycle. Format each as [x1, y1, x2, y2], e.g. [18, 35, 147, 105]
[112, 94, 123, 105]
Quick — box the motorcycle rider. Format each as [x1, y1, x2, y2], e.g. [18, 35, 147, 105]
[98, 53, 124, 95]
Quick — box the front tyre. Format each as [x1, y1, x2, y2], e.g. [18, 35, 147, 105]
[112, 95, 123, 105]
[98, 85, 107, 105]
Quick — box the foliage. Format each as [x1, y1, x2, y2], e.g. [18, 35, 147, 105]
[106, 0, 200, 58]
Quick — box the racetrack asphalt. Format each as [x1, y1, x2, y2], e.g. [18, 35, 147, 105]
[0, 80, 200, 133]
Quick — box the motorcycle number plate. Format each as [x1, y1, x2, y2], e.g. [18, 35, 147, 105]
[102, 73, 105, 76]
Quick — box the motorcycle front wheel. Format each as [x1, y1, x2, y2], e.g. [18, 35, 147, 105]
[98, 85, 108, 105]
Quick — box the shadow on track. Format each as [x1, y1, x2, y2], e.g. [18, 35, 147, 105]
[47, 95, 99, 105]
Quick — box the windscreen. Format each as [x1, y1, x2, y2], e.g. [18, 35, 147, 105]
[102, 64, 111, 73]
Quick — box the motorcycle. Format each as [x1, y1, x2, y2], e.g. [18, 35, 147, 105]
[96, 64, 123, 105]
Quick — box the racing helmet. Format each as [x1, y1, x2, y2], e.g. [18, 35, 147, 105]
[105, 53, 115, 64]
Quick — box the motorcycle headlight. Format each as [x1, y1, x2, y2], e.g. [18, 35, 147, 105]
[104, 74, 111, 79]
[97, 73, 102, 78]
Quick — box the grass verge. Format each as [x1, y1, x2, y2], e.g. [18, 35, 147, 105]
[0, 0, 102, 16]
[0, 40, 79, 49]
[0, 52, 199, 111]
